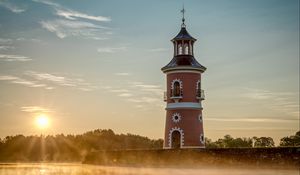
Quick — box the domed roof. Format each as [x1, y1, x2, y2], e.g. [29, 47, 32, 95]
[161, 55, 206, 73]
[172, 26, 196, 41]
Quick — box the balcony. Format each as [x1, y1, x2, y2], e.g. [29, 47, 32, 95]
[196, 89, 205, 100]
[163, 91, 167, 102]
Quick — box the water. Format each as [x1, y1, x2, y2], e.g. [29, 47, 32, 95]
[0, 163, 298, 175]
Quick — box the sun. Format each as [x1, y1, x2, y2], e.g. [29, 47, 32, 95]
[36, 114, 49, 129]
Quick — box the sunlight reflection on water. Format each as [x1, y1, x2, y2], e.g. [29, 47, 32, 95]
[0, 163, 298, 175]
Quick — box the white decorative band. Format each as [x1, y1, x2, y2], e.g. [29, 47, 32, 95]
[166, 102, 202, 109]
[166, 70, 202, 74]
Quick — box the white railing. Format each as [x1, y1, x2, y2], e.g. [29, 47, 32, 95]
[164, 91, 167, 101]
[196, 89, 205, 100]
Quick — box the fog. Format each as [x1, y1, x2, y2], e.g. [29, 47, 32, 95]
[0, 163, 297, 175]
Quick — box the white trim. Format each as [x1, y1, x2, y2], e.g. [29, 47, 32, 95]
[171, 79, 183, 89]
[171, 113, 182, 123]
[166, 70, 201, 74]
[163, 66, 206, 73]
[168, 127, 184, 148]
[166, 102, 202, 109]
[196, 80, 201, 90]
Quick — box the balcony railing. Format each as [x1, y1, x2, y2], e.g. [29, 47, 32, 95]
[163, 91, 167, 101]
[196, 89, 205, 100]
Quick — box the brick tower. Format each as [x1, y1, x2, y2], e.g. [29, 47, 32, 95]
[161, 8, 206, 149]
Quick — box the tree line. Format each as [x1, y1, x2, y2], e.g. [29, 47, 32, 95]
[0, 129, 299, 162]
[205, 131, 299, 148]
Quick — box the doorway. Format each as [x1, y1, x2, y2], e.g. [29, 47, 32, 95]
[171, 131, 181, 149]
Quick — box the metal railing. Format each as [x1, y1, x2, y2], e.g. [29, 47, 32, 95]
[196, 89, 205, 100]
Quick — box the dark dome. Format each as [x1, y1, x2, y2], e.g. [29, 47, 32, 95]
[161, 55, 206, 73]
[172, 27, 196, 41]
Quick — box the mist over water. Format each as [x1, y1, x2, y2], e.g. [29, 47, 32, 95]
[0, 163, 297, 175]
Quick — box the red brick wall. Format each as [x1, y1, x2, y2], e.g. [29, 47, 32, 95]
[166, 72, 201, 103]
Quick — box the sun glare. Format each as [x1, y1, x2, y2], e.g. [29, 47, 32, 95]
[36, 114, 49, 129]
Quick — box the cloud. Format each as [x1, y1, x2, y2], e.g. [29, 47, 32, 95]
[56, 9, 111, 22]
[0, 75, 50, 88]
[109, 89, 129, 93]
[40, 19, 108, 39]
[118, 93, 133, 97]
[0, 1, 26, 13]
[134, 84, 161, 89]
[0, 71, 97, 91]
[25, 71, 97, 91]
[33, 0, 110, 22]
[242, 87, 299, 117]
[0, 75, 18, 81]
[32, 0, 60, 8]
[21, 106, 53, 113]
[0, 54, 32, 61]
[0, 46, 14, 50]
[148, 48, 168, 52]
[34, 0, 112, 40]
[0, 38, 12, 44]
[114, 73, 131, 76]
[97, 47, 127, 53]
[206, 117, 297, 123]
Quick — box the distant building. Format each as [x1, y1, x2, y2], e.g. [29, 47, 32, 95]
[161, 8, 206, 149]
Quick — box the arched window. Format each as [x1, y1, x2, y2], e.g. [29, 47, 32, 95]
[171, 79, 183, 98]
[196, 80, 201, 97]
[184, 43, 189, 54]
[173, 81, 180, 96]
[178, 44, 183, 55]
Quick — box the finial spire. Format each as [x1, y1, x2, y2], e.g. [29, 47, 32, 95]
[180, 4, 186, 28]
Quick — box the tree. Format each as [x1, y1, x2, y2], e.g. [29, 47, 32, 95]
[253, 137, 274, 147]
[280, 131, 300, 147]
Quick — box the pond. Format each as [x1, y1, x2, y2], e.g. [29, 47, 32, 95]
[0, 163, 298, 175]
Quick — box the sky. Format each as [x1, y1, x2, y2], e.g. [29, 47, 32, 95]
[0, 0, 299, 144]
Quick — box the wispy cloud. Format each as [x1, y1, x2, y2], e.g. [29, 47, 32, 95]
[115, 73, 131, 76]
[0, 75, 51, 89]
[34, 0, 111, 40]
[55, 9, 111, 22]
[21, 106, 53, 113]
[40, 19, 108, 39]
[0, 54, 32, 62]
[0, 71, 97, 91]
[97, 47, 127, 53]
[242, 87, 299, 117]
[33, 0, 110, 22]
[118, 93, 133, 97]
[0, 38, 12, 44]
[206, 117, 297, 123]
[0, 75, 18, 81]
[147, 48, 168, 52]
[25, 71, 97, 91]
[0, 45, 14, 50]
[0, 1, 26, 13]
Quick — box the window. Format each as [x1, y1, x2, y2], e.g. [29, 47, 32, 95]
[184, 43, 189, 54]
[178, 44, 183, 55]
[196, 80, 201, 97]
[171, 79, 183, 98]
[173, 81, 180, 96]
[172, 113, 182, 123]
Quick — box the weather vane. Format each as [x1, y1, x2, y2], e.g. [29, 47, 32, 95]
[180, 4, 186, 27]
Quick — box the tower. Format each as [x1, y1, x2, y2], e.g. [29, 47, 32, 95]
[161, 8, 206, 149]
